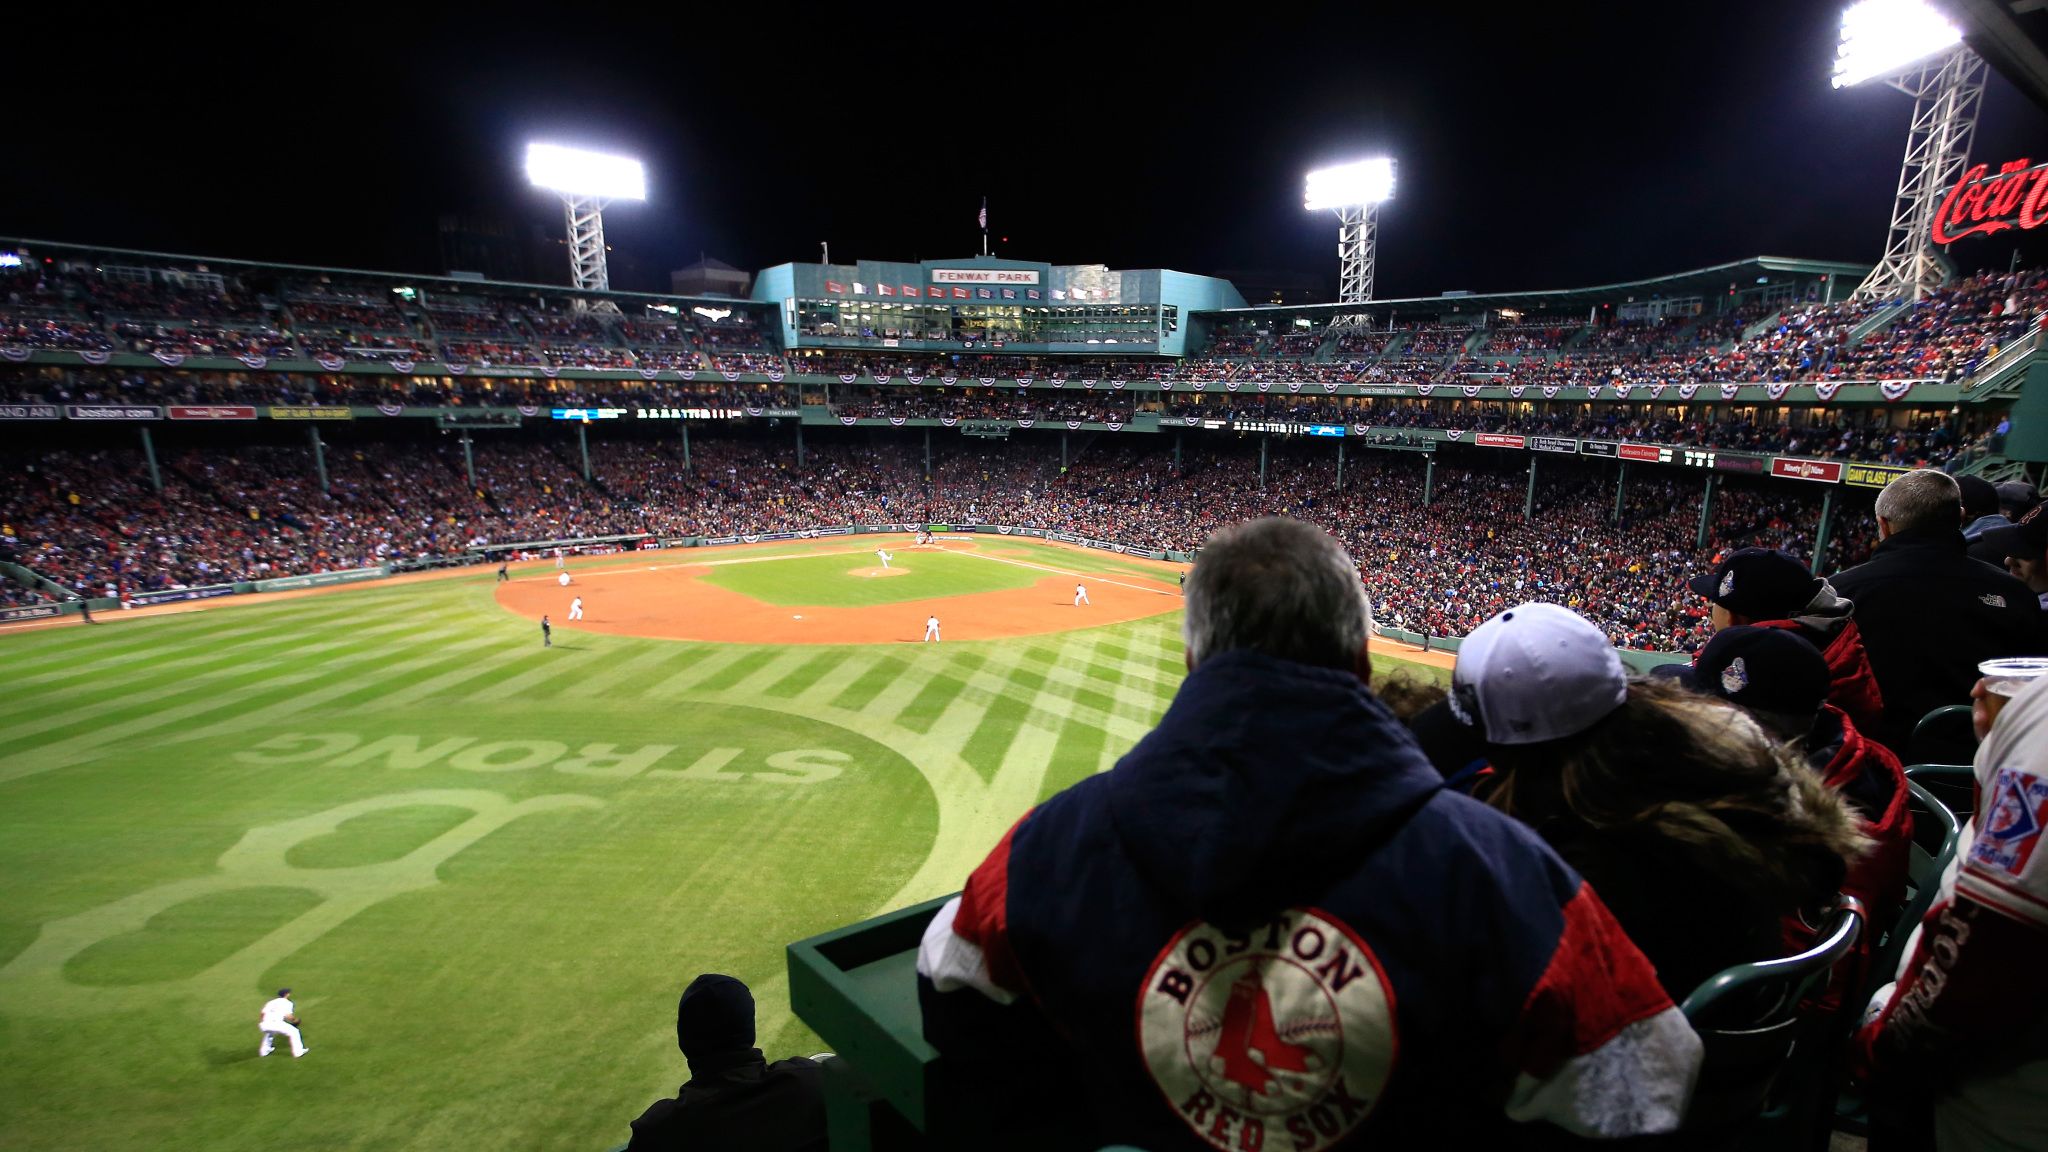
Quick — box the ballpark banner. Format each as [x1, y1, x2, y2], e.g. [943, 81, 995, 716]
[0, 603, 62, 622]
[66, 405, 162, 421]
[1844, 462, 1912, 489]
[1880, 379, 1916, 401]
[1813, 380, 1843, 401]
[0, 404, 61, 420]
[269, 406, 354, 421]
[1611, 383, 1633, 399]
[1719, 383, 1742, 400]
[1531, 436, 1579, 454]
[254, 566, 387, 592]
[1540, 385, 1560, 398]
[169, 405, 257, 420]
[1474, 433, 1527, 449]
[1579, 440, 1620, 458]
[1677, 384, 1701, 400]
[130, 584, 238, 606]
[1770, 457, 1844, 483]
[1765, 383, 1792, 401]
[1619, 443, 1674, 463]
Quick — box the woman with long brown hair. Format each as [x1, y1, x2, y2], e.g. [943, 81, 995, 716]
[1446, 602, 1870, 996]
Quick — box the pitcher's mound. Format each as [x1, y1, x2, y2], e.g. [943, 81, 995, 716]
[848, 566, 908, 578]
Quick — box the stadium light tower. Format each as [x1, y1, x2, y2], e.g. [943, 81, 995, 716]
[525, 143, 647, 308]
[1305, 158, 1396, 326]
[1833, 0, 1983, 301]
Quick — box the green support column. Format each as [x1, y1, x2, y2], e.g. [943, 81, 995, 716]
[139, 426, 162, 493]
[578, 422, 591, 481]
[1174, 431, 1182, 471]
[1613, 460, 1627, 524]
[1061, 432, 1068, 471]
[1259, 436, 1268, 490]
[1336, 440, 1345, 490]
[309, 426, 329, 496]
[1813, 487, 1838, 571]
[924, 427, 932, 475]
[1523, 455, 1538, 521]
[461, 431, 476, 489]
[1424, 455, 1436, 506]
[681, 421, 691, 473]
[1695, 474, 1717, 551]
[797, 421, 805, 467]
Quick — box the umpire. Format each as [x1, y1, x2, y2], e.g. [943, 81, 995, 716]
[1830, 468, 2044, 754]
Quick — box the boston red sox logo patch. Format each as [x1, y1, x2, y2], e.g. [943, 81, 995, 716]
[1138, 908, 1395, 1152]
[1973, 767, 2048, 876]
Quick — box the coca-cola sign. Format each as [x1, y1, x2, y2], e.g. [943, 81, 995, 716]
[1770, 457, 1844, 484]
[1933, 158, 2048, 244]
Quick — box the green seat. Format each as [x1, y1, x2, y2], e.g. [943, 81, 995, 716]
[1833, 780, 1964, 1140]
[1675, 897, 1866, 1152]
[1863, 778, 1964, 1002]
[1906, 705, 1976, 766]
[1902, 763, 1975, 826]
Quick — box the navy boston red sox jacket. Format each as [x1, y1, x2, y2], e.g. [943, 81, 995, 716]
[918, 649, 1703, 1151]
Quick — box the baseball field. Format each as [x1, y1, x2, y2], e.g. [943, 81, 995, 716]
[0, 535, 1445, 1151]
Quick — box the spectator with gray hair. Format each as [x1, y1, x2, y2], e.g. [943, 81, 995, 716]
[917, 516, 1702, 1149]
[1831, 468, 2044, 754]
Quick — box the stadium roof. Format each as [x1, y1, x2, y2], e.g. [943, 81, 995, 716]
[2, 236, 774, 313]
[1955, 0, 2048, 113]
[1197, 256, 1870, 317]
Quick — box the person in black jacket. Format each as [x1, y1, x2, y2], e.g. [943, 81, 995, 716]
[1828, 468, 2044, 755]
[626, 974, 827, 1152]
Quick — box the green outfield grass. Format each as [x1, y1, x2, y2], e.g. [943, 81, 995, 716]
[697, 548, 1039, 606]
[0, 538, 1442, 1151]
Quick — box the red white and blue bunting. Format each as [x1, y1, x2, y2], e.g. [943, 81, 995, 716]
[388, 359, 414, 374]
[376, 403, 404, 416]
[1678, 383, 1701, 400]
[1881, 379, 1915, 401]
[1765, 383, 1791, 401]
[1720, 383, 1741, 400]
[1540, 385, 1560, 399]
[314, 354, 346, 372]
[0, 346, 31, 363]
[1813, 380, 1842, 402]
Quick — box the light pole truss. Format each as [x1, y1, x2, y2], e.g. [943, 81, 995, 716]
[1856, 45, 1987, 301]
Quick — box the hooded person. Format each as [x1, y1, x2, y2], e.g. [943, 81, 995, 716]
[625, 974, 827, 1152]
[917, 517, 1702, 1151]
[1450, 602, 1872, 999]
[1685, 547, 1884, 736]
[1960, 475, 2008, 544]
[1661, 626, 1914, 1001]
[1856, 673, 2048, 1152]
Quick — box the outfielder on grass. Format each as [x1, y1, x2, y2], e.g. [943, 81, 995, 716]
[258, 987, 309, 1058]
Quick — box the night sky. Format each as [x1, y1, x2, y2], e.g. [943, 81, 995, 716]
[11, 2, 2048, 297]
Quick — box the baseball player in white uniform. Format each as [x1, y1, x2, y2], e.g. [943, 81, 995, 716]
[558, 570, 571, 588]
[258, 987, 308, 1058]
[1074, 582, 1090, 606]
[569, 596, 584, 621]
[923, 614, 940, 642]
[876, 549, 893, 570]
[556, 549, 566, 570]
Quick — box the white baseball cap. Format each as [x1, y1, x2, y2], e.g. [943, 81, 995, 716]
[1450, 602, 1628, 746]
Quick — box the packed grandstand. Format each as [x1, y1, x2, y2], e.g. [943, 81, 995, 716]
[0, 239, 2033, 656]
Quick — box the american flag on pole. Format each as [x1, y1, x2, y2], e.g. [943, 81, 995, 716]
[978, 198, 988, 230]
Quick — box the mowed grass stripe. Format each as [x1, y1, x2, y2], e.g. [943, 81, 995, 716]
[894, 653, 987, 736]
[0, 613, 448, 714]
[689, 649, 781, 693]
[152, 633, 517, 749]
[1038, 703, 1114, 803]
[758, 651, 848, 699]
[0, 617, 480, 753]
[828, 654, 918, 713]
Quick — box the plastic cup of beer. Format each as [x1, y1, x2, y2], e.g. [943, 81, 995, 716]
[1980, 657, 2048, 700]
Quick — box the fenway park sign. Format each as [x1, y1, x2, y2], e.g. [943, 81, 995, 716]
[1933, 158, 2048, 244]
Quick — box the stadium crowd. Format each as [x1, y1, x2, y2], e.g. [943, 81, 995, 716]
[2, 430, 1897, 654]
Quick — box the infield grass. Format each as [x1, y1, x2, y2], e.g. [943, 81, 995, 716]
[0, 537, 1442, 1152]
